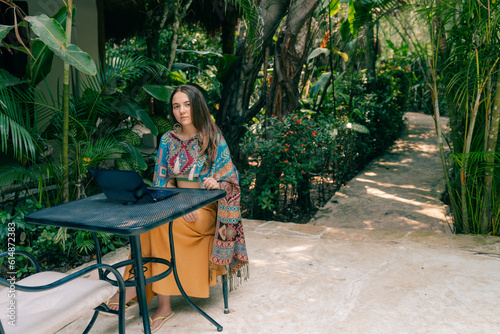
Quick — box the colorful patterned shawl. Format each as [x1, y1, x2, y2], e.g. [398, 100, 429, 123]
[154, 131, 249, 280]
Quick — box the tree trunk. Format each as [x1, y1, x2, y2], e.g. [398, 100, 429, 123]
[267, 0, 320, 118]
[216, 0, 290, 164]
[269, 0, 319, 210]
[433, 0, 462, 153]
[165, 0, 194, 70]
[481, 76, 500, 234]
[62, 0, 74, 203]
[221, 6, 238, 55]
[144, 0, 185, 64]
[364, 19, 376, 79]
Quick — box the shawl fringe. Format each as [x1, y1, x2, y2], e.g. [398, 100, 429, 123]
[210, 262, 250, 292]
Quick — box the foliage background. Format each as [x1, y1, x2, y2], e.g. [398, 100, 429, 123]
[7, 0, 486, 277]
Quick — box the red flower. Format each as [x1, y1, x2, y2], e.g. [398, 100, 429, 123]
[321, 30, 330, 48]
[312, 131, 318, 136]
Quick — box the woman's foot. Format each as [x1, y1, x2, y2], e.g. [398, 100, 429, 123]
[150, 294, 173, 332]
[106, 286, 137, 311]
[150, 309, 174, 332]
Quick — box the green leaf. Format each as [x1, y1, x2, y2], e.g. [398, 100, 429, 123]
[114, 100, 158, 136]
[29, 6, 77, 85]
[348, 0, 357, 37]
[25, 14, 66, 52]
[344, 122, 370, 134]
[113, 129, 142, 147]
[142, 85, 175, 102]
[206, 73, 221, 98]
[385, 39, 396, 51]
[0, 70, 24, 89]
[151, 114, 173, 134]
[307, 48, 330, 63]
[1, 44, 30, 55]
[30, 40, 55, 85]
[0, 84, 36, 159]
[25, 14, 96, 76]
[169, 71, 187, 84]
[66, 44, 97, 75]
[216, 54, 239, 82]
[176, 49, 223, 58]
[340, 19, 351, 42]
[171, 63, 199, 72]
[330, 0, 340, 17]
[0, 24, 14, 41]
[310, 72, 331, 98]
[119, 142, 147, 170]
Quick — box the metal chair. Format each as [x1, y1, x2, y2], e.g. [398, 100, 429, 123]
[0, 250, 126, 334]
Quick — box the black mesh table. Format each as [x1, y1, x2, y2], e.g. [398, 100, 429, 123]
[26, 188, 226, 333]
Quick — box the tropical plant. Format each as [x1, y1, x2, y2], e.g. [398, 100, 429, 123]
[417, 0, 500, 234]
[0, 2, 166, 269]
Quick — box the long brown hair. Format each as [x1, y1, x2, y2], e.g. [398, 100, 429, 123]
[169, 85, 221, 167]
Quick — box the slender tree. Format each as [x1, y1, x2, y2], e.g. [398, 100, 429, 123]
[419, 0, 500, 234]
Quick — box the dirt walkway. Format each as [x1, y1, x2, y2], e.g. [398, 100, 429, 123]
[311, 112, 451, 233]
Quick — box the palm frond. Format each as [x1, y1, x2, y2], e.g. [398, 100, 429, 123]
[225, 0, 263, 55]
[82, 55, 158, 99]
[77, 55, 160, 123]
[74, 136, 127, 174]
[0, 164, 35, 189]
[0, 86, 36, 160]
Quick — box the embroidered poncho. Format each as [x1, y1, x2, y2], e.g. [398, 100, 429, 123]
[153, 131, 249, 279]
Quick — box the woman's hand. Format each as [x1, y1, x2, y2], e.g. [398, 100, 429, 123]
[203, 177, 220, 190]
[183, 211, 198, 222]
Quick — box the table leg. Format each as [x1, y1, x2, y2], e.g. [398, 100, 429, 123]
[130, 236, 152, 334]
[168, 221, 223, 332]
[91, 232, 104, 280]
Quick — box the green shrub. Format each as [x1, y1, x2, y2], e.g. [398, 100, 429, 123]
[240, 110, 355, 221]
[240, 67, 408, 223]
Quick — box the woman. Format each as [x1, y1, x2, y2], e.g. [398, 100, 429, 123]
[106, 85, 249, 333]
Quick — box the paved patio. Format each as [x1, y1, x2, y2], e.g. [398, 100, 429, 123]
[59, 113, 500, 333]
[59, 220, 500, 334]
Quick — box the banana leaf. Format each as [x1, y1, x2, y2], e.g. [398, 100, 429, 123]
[28, 6, 72, 86]
[25, 14, 96, 76]
[0, 24, 13, 40]
[142, 85, 175, 102]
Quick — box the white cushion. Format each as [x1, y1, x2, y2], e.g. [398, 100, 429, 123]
[0, 271, 114, 334]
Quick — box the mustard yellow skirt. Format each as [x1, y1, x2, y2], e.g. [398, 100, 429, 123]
[123, 202, 218, 300]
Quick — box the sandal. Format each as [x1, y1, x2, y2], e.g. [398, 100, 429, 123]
[101, 298, 138, 317]
[148, 312, 175, 333]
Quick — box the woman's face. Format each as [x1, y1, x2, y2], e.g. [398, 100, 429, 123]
[172, 91, 193, 128]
